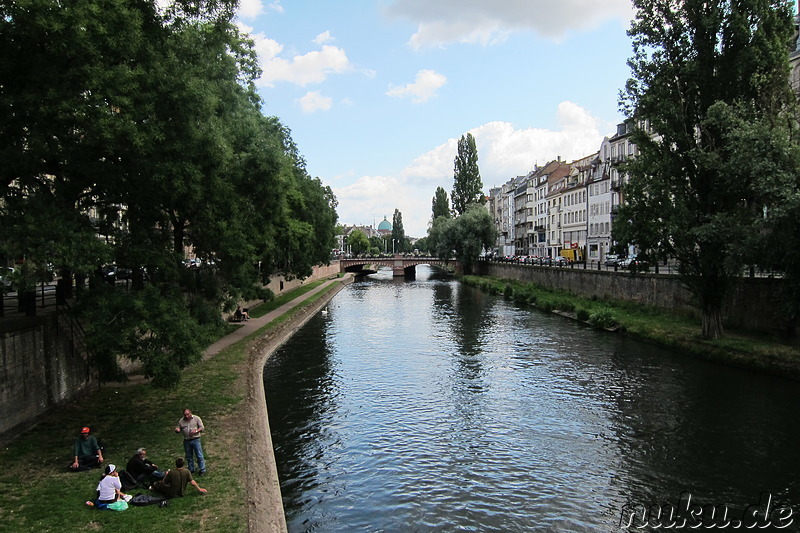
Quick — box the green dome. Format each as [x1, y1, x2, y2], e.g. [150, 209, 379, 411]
[378, 216, 392, 231]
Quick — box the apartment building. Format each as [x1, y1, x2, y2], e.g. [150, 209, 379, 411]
[561, 153, 595, 261]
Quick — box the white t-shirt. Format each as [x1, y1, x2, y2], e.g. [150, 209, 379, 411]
[97, 474, 121, 501]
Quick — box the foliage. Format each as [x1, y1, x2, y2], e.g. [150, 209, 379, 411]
[431, 186, 451, 221]
[429, 205, 496, 274]
[347, 230, 370, 255]
[413, 236, 428, 254]
[451, 133, 484, 216]
[589, 307, 617, 330]
[0, 0, 338, 386]
[616, 0, 798, 339]
[391, 208, 407, 252]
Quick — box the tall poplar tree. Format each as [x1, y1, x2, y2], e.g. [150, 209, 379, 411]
[432, 186, 451, 220]
[451, 133, 484, 216]
[391, 209, 406, 253]
[616, 0, 797, 339]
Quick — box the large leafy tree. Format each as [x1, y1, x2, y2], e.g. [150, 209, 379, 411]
[432, 186, 451, 221]
[616, 0, 797, 339]
[0, 0, 339, 385]
[451, 133, 484, 216]
[429, 205, 496, 275]
[347, 230, 370, 256]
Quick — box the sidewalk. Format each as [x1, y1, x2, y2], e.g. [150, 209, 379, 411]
[203, 276, 344, 360]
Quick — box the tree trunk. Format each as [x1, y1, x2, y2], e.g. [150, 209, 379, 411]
[701, 307, 723, 339]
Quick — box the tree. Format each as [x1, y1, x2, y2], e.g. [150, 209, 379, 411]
[347, 230, 370, 255]
[0, 0, 340, 385]
[432, 186, 451, 221]
[391, 209, 406, 253]
[429, 205, 496, 275]
[451, 133, 484, 216]
[616, 0, 797, 339]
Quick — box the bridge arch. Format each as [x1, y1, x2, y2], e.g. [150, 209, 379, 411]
[338, 256, 460, 277]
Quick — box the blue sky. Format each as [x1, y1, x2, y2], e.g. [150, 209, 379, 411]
[235, 0, 635, 237]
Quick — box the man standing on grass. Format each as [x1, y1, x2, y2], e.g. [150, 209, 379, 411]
[175, 408, 206, 475]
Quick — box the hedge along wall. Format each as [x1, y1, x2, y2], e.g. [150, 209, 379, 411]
[481, 262, 790, 334]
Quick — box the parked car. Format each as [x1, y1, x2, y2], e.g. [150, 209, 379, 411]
[552, 256, 569, 266]
[619, 255, 648, 270]
[604, 254, 620, 266]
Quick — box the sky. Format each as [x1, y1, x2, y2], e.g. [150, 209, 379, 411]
[235, 0, 636, 238]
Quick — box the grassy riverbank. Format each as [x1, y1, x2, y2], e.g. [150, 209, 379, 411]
[0, 280, 337, 533]
[463, 275, 800, 380]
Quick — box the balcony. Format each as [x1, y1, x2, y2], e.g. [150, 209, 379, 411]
[610, 179, 621, 191]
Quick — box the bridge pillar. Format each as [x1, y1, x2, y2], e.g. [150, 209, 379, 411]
[393, 260, 405, 277]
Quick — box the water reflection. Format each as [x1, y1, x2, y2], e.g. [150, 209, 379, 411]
[264, 266, 800, 532]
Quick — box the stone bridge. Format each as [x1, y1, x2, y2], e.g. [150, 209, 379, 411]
[338, 256, 460, 277]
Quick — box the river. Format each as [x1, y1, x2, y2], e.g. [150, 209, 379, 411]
[263, 266, 800, 532]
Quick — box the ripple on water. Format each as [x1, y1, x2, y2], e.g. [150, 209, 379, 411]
[265, 270, 800, 532]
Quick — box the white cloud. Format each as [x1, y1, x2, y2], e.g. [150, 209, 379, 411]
[250, 37, 353, 87]
[386, 69, 447, 103]
[334, 102, 606, 238]
[298, 91, 333, 113]
[386, 0, 633, 48]
[313, 31, 334, 45]
[238, 0, 264, 19]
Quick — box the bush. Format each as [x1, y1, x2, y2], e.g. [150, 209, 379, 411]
[589, 307, 617, 329]
[576, 308, 590, 321]
[504, 284, 514, 297]
[555, 299, 575, 313]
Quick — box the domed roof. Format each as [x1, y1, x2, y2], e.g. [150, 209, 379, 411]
[377, 216, 392, 231]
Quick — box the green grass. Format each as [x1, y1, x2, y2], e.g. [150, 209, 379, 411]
[462, 274, 800, 379]
[0, 279, 341, 533]
[248, 279, 328, 319]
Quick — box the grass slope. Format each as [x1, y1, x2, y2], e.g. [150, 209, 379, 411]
[0, 281, 337, 533]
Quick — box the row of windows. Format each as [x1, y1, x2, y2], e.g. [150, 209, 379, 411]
[590, 201, 611, 216]
[589, 222, 611, 236]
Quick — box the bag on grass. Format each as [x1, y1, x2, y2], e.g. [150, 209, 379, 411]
[107, 500, 128, 511]
[131, 493, 167, 506]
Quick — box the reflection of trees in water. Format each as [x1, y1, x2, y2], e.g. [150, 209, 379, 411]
[263, 313, 338, 507]
[601, 340, 800, 522]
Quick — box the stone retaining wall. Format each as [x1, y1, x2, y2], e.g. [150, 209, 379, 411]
[482, 262, 789, 334]
[0, 316, 93, 437]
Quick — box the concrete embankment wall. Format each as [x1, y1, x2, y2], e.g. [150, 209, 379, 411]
[0, 316, 93, 437]
[264, 263, 340, 296]
[481, 262, 789, 334]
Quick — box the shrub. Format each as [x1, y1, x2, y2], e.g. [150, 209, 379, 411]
[589, 307, 617, 329]
[555, 299, 575, 313]
[576, 308, 590, 321]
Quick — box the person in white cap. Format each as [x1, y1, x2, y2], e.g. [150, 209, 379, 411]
[86, 464, 127, 508]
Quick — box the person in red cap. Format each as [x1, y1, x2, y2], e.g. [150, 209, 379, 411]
[70, 426, 104, 471]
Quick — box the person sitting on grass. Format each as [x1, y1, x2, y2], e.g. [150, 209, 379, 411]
[70, 426, 103, 471]
[126, 447, 165, 486]
[149, 457, 207, 498]
[86, 464, 127, 508]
